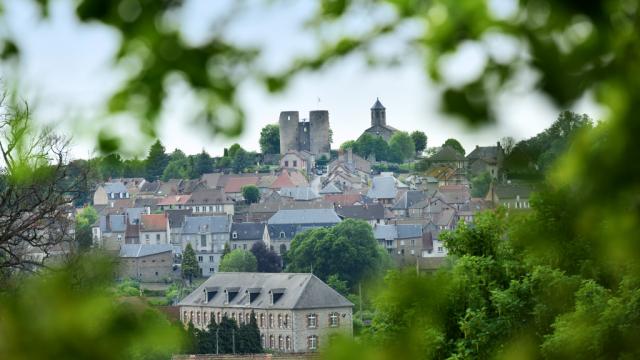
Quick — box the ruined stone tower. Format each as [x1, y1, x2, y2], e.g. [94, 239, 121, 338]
[371, 98, 386, 127]
[278, 110, 331, 157]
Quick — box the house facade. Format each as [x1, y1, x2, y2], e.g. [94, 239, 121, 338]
[119, 244, 175, 282]
[230, 223, 269, 251]
[178, 272, 353, 353]
[266, 208, 341, 254]
[180, 215, 231, 276]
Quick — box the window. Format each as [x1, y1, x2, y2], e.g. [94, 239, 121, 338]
[269, 335, 275, 349]
[217, 312, 221, 324]
[278, 314, 282, 328]
[232, 312, 236, 321]
[284, 160, 289, 167]
[293, 160, 297, 167]
[183, 311, 188, 324]
[145, 234, 150, 240]
[245, 313, 250, 324]
[232, 231, 237, 239]
[203, 312, 208, 325]
[209, 255, 214, 262]
[329, 312, 339, 327]
[261, 335, 266, 348]
[400, 239, 405, 246]
[209, 268, 214, 273]
[269, 314, 274, 328]
[233, 244, 237, 249]
[279, 335, 284, 350]
[156, 234, 160, 241]
[308, 335, 318, 350]
[284, 314, 289, 328]
[280, 231, 285, 239]
[437, 247, 443, 253]
[198, 256, 203, 262]
[243, 244, 247, 250]
[196, 312, 200, 325]
[410, 239, 416, 246]
[260, 314, 265, 328]
[200, 235, 206, 247]
[286, 336, 291, 351]
[307, 313, 317, 328]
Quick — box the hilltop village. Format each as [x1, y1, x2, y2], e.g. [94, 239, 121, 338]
[45, 98, 575, 355]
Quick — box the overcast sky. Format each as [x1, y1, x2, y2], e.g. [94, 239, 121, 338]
[2, 0, 604, 159]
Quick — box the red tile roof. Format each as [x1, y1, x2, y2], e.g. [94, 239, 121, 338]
[323, 193, 363, 206]
[156, 195, 191, 206]
[140, 214, 167, 232]
[270, 170, 308, 189]
[223, 176, 259, 193]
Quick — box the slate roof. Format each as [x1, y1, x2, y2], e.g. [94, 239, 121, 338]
[438, 185, 471, 205]
[182, 215, 230, 234]
[373, 224, 422, 240]
[267, 208, 341, 225]
[178, 273, 353, 310]
[140, 181, 161, 193]
[323, 193, 363, 206]
[467, 145, 501, 162]
[187, 189, 232, 205]
[224, 177, 259, 193]
[119, 244, 174, 258]
[201, 173, 223, 189]
[104, 182, 127, 194]
[367, 176, 397, 199]
[392, 190, 427, 210]
[166, 209, 193, 228]
[99, 214, 126, 233]
[334, 203, 385, 220]
[429, 146, 466, 162]
[140, 214, 167, 232]
[319, 182, 343, 194]
[230, 223, 265, 241]
[371, 98, 385, 110]
[279, 187, 320, 201]
[125, 208, 146, 224]
[495, 183, 534, 199]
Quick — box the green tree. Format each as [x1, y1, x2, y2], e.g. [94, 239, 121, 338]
[145, 140, 169, 181]
[470, 171, 492, 198]
[388, 131, 416, 163]
[219, 249, 258, 272]
[75, 206, 98, 250]
[326, 274, 350, 296]
[286, 219, 390, 289]
[259, 124, 280, 154]
[182, 243, 199, 282]
[162, 152, 192, 181]
[193, 150, 214, 176]
[241, 185, 260, 204]
[122, 158, 146, 178]
[340, 140, 356, 151]
[98, 153, 124, 179]
[231, 148, 253, 173]
[410, 131, 427, 154]
[228, 143, 242, 159]
[443, 138, 465, 156]
[250, 241, 282, 273]
[237, 311, 262, 354]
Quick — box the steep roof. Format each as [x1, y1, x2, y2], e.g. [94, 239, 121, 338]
[201, 173, 224, 189]
[367, 176, 397, 199]
[224, 176, 260, 193]
[335, 203, 385, 220]
[157, 195, 191, 206]
[166, 209, 193, 228]
[120, 244, 174, 258]
[103, 182, 127, 194]
[279, 187, 320, 201]
[182, 215, 230, 234]
[140, 214, 167, 232]
[429, 146, 466, 162]
[187, 189, 232, 205]
[268, 208, 341, 225]
[230, 223, 266, 241]
[99, 214, 126, 232]
[319, 182, 343, 194]
[178, 273, 353, 310]
[392, 190, 427, 210]
[371, 98, 385, 110]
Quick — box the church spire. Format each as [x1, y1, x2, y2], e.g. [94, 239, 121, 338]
[371, 98, 386, 127]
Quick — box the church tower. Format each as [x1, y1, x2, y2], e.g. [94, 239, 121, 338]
[371, 98, 386, 127]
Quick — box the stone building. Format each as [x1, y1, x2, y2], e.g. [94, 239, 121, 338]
[119, 244, 176, 282]
[267, 208, 341, 254]
[180, 215, 231, 276]
[230, 223, 269, 251]
[178, 272, 353, 353]
[279, 110, 331, 157]
[361, 98, 397, 142]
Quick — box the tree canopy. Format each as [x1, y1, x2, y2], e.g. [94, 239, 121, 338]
[388, 131, 416, 163]
[182, 243, 199, 281]
[250, 241, 282, 273]
[443, 138, 465, 156]
[241, 185, 260, 204]
[410, 131, 427, 154]
[286, 219, 391, 289]
[145, 140, 169, 181]
[219, 249, 257, 272]
[259, 124, 280, 154]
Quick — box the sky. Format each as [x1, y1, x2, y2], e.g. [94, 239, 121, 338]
[1, 0, 605, 159]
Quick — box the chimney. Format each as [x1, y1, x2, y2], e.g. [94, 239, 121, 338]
[347, 148, 353, 165]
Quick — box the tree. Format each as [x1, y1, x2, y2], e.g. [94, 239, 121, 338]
[122, 158, 146, 178]
[388, 131, 416, 163]
[500, 136, 515, 156]
[221, 242, 231, 261]
[259, 124, 280, 154]
[182, 243, 199, 282]
[443, 138, 465, 156]
[98, 153, 124, 179]
[286, 219, 390, 289]
[340, 140, 356, 151]
[75, 206, 98, 250]
[470, 171, 492, 198]
[228, 143, 242, 159]
[238, 311, 262, 354]
[162, 154, 191, 181]
[219, 249, 257, 272]
[145, 140, 169, 181]
[0, 98, 83, 273]
[410, 131, 427, 154]
[193, 150, 214, 176]
[250, 241, 282, 273]
[241, 185, 260, 204]
[231, 148, 253, 173]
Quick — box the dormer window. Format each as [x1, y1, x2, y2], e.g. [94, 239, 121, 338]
[225, 287, 240, 304]
[204, 287, 219, 303]
[232, 232, 238, 239]
[270, 288, 285, 305]
[245, 288, 261, 304]
[279, 231, 285, 239]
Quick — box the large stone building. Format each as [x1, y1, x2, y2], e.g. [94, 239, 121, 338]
[362, 98, 398, 142]
[119, 244, 176, 282]
[178, 272, 353, 353]
[279, 110, 331, 157]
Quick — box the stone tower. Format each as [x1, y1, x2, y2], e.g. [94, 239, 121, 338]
[309, 110, 330, 156]
[371, 98, 386, 127]
[279, 111, 300, 154]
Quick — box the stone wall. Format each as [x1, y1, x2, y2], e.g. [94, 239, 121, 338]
[309, 111, 330, 157]
[279, 111, 300, 155]
[120, 251, 173, 282]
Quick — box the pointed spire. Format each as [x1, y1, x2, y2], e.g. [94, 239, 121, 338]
[371, 98, 385, 110]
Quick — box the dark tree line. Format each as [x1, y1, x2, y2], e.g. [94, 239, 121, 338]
[186, 312, 262, 355]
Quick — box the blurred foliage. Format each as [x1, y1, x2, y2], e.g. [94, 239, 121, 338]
[75, 205, 99, 250]
[470, 171, 491, 198]
[410, 130, 428, 154]
[0, 254, 184, 359]
[443, 138, 465, 156]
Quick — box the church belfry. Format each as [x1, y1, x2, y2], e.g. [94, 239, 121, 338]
[371, 98, 386, 127]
